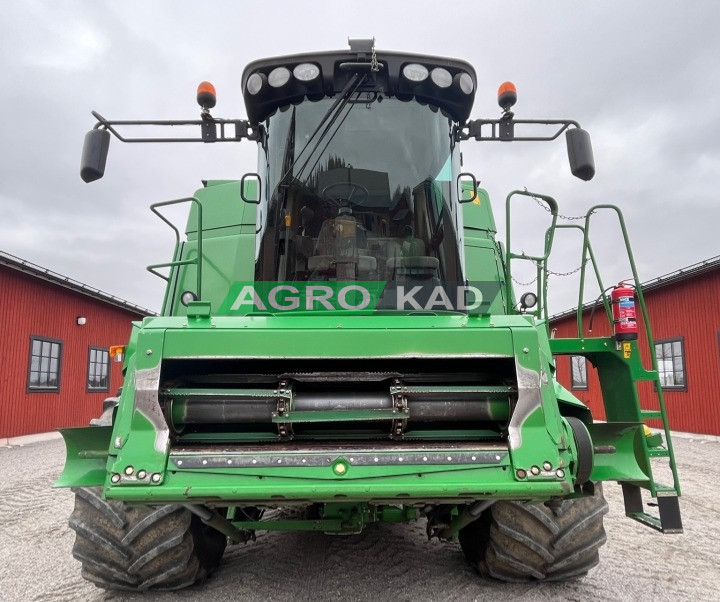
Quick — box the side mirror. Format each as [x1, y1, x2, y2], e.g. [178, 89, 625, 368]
[80, 129, 110, 183]
[566, 128, 595, 181]
[457, 172, 478, 203]
[240, 172, 262, 204]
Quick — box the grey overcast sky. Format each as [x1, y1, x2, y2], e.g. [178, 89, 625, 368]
[1, 1, 719, 313]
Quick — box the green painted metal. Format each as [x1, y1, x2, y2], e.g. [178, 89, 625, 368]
[547, 223, 608, 330]
[582, 205, 680, 497]
[547, 204, 681, 502]
[587, 422, 650, 484]
[56, 426, 113, 488]
[626, 511, 663, 531]
[504, 189, 558, 316]
[147, 197, 203, 312]
[100, 465, 574, 504]
[57, 192, 674, 508]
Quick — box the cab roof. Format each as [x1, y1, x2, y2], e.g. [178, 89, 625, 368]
[241, 47, 477, 125]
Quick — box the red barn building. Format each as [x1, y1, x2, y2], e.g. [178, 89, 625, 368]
[0, 250, 151, 442]
[551, 255, 720, 436]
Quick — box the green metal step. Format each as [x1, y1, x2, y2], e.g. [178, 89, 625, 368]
[635, 370, 660, 381]
[648, 448, 670, 458]
[627, 511, 664, 531]
[622, 482, 683, 533]
[640, 410, 663, 419]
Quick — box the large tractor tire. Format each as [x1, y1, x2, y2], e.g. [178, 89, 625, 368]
[459, 485, 608, 582]
[69, 487, 227, 591]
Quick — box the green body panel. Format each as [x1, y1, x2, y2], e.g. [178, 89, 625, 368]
[462, 188, 506, 314]
[101, 466, 573, 505]
[57, 314, 655, 506]
[553, 380, 593, 422]
[164, 181, 257, 316]
[100, 315, 572, 497]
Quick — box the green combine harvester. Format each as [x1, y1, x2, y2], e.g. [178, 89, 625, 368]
[59, 39, 682, 590]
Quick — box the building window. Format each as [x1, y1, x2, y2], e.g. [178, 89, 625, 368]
[655, 338, 686, 389]
[570, 355, 588, 390]
[88, 347, 110, 392]
[28, 337, 62, 391]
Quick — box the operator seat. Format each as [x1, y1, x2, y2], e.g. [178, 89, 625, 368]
[308, 207, 376, 280]
[386, 227, 440, 283]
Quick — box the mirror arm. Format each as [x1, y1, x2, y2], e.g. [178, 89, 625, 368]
[457, 118, 581, 142]
[456, 116, 594, 181]
[90, 110, 259, 143]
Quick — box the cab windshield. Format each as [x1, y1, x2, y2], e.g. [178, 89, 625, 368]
[255, 96, 463, 286]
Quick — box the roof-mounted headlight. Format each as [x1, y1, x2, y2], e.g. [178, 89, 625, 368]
[456, 72, 474, 95]
[247, 72, 265, 95]
[402, 63, 429, 83]
[430, 67, 452, 88]
[293, 63, 320, 81]
[268, 67, 291, 88]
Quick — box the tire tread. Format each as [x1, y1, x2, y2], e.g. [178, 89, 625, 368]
[460, 484, 608, 582]
[68, 487, 226, 591]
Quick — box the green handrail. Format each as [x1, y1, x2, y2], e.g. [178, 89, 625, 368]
[147, 197, 203, 310]
[504, 190, 559, 316]
[548, 224, 609, 335]
[581, 204, 680, 494]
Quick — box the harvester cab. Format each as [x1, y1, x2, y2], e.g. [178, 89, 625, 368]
[61, 38, 681, 591]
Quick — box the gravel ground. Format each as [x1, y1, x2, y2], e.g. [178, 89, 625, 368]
[0, 436, 718, 602]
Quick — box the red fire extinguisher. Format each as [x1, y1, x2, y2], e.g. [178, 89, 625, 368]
[611, 282, 638, 341]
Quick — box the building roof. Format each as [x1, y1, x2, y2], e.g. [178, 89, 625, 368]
[0, 249, 154, 316]
[550, 254, 720, 322]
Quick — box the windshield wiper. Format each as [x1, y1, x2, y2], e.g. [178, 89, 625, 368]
[277, 72, 367, 188]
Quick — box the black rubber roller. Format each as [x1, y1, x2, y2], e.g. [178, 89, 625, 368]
[566, 417, 594, 485]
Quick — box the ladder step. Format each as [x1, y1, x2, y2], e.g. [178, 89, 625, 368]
[640, 410, 663, 419]
[648, 448, 669, 458]
[621, 482, 683, 534]
[627, 511, 663, 532]
[634, 369, 659, 381]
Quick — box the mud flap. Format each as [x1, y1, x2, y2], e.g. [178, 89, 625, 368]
[54, 426, 112, 488]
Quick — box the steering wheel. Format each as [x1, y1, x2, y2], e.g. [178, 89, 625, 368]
[321, 182, 370, 205]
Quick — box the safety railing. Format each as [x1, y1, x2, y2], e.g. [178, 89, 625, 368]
[147, 197, 203, 312]
[504, 189, 558, 316]
[506, 190, 681, 509]
[573, 204, 680, 495]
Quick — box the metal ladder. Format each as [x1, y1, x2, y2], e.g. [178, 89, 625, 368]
[505, 191, 682, 533]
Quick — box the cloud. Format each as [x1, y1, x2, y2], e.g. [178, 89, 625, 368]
[1, 0, 719, 314]
[27, 27, 107, 72]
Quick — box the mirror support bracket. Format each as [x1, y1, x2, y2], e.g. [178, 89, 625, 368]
[90, 110, 259, 144]
[457, 117, 580, 143]
[456, 117, 594, 181]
